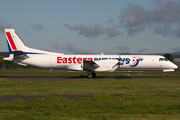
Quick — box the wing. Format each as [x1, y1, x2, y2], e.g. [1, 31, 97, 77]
[82, 59, 118, 72]
[82, 60, 99, 71]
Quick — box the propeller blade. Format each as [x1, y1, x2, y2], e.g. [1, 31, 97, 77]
[117, 51, 121, 71]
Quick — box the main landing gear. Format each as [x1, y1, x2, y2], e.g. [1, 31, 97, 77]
[88, 71, 96, 78]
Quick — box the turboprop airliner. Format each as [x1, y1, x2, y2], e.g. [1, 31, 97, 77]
[3, 29, 178, 78]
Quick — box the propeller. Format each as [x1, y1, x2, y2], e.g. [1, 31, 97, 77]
[112, 51, 121, 71]
[117, 51, 121, 71]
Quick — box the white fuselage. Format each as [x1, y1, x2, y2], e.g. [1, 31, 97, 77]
[14, 54, 177, 72]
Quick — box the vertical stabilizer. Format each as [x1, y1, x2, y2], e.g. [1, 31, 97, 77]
[4, 29, 64, 62]
[5, 29, 28, 54]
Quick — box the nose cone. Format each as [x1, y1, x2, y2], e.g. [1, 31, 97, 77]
[171, 63, 178, 69]
[163, 62, 178, 72]
[174, 64, 178, 69]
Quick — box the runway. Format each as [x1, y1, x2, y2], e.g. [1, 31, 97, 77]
[0, 95, 94, 102]
[0, 75, 180, 102]
[0, 75, 180, 81]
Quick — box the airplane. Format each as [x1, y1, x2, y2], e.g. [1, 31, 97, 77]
[3, 29, 178, 78]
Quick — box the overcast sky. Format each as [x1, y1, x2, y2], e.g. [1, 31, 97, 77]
[0, 0, 180, 54]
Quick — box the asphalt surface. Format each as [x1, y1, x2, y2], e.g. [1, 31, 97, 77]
[0, 75, 180, 102]
[0, 95, 94, 102]
[1, 75, 180, 81]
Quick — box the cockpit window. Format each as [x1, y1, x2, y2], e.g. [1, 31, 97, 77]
[159, 58, 168, 61]
[164, 58, 168, 61]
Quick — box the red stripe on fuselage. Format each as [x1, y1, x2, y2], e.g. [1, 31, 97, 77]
[6, 32, 17, 50]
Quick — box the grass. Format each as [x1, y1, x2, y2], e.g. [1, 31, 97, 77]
[0, 78, 180, 96]
[0, 96, 180, 119]
[0, 71, 180, 119]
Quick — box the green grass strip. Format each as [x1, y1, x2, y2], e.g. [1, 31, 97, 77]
[0, 96, 180, 119]
[0, 78, 180, 96]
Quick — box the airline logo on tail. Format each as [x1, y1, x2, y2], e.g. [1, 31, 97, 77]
[6, 32, 17, 50]
[5, 30, 44, 55]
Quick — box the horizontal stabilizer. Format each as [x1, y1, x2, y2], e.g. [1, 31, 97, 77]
[14, 51, 29, 59]
[16, 62, 28, 66]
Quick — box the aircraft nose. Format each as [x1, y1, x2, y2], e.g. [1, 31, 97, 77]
[171, 63, 178, 69]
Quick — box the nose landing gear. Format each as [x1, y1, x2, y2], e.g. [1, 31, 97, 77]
[162, 72, 166, 78]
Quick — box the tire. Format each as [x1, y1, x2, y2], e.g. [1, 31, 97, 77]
[88, 73, 93, 78]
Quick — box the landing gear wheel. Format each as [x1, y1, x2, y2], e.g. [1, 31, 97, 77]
[88, 71, 96, 78]
[162, 72, 166, 78]
[88, 73, 93, 78]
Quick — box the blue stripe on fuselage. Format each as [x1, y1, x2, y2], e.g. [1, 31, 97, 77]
[24, 52, 44, 54]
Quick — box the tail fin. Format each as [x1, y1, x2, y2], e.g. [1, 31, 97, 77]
[5, 29, 28, 54]
[4, 29, 29, 61]
[4, 29, 64, 61]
